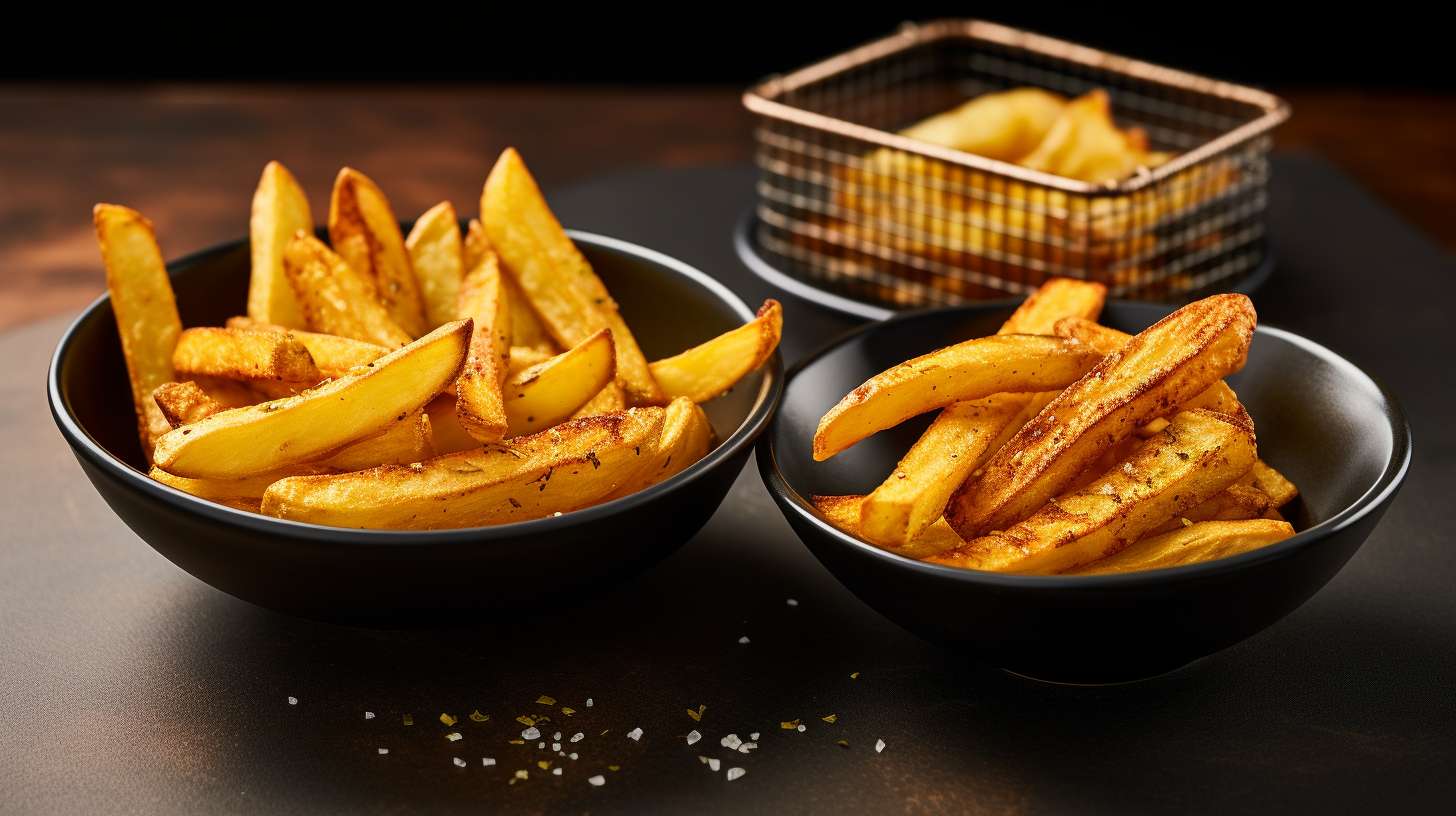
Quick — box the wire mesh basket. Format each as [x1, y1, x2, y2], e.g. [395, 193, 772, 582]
[742, 20, 1290, 308]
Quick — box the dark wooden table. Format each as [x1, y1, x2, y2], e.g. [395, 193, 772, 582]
[0, 84, 1451, 331]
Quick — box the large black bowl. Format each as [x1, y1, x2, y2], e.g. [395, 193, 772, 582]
[759, 301, 1409, 683]
[49, 231, 781, 622]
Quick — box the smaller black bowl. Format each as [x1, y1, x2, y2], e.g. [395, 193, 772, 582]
[49, 231, 781, 623]
[758, 302, 1410, 683]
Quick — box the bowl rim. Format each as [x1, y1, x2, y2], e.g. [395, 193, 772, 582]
[48, 229, 784, 542]
[758, 300, 1412, 587]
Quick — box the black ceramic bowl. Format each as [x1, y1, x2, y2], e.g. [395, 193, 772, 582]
[759, 301, 1409, 683]
[50, 231, 781, 622]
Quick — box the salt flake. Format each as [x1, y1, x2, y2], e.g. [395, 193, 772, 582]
[721, 733, 742, 750]
[377, 748, 389, 755]
[875, 738, 886, 753]
[453, 757, 467, 768]
[287, 696, 298, 706]
[364, 711, 375, 720]
[588, 775, 606, 787]
[726, 767, 746, 781]
[446, 732, 462, 742]
[786, 598, 799, 607]
[738, 636, 750, 644]
[627, 727, 643, 741]
[522, 726, 541, 740]
[552, 767, 562, 776]
[708, 758, 721, 772]
[483, 757, 496, 766]
[686, 730, 701, 745]
[571, 732, 584, 743]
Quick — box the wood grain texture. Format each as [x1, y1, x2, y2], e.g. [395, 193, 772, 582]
[0, 84, 1447, 332]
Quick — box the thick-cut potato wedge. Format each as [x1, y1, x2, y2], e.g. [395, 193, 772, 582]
[899, 87, 1067, 161]
[261, 406, 667, 529]
[572, 383, 627, 419]
[1152, 484, 1271, 534]
[859, 278, 1106, 546]
[226, 317, 390, 378]
[425, 394, 480, 455]
[455, 247, 513, 442]
[283, 233, 413, 348]
[649, 300, 782, 403]
[813, 335, 1102, 461]
[405, 201, 464, 330]
[319, 411, 433, 470]
[1070, 519, 1295, 575]
[603, 397, 713, 500]
[505, 328, 615, 437]
[1241, 459, 1298, 508]
[814, 494, 966, 560]
[465, 217, 556, 353]
[153, 320, 471, 478]
[508, 345, 554, 376]
[481, 148, 664, 404]
[947, 294, 1256, 539]
[153, 380, 258, 428]
[247, 161, 312, 329]
[149, 467, 315, 512]
[1021, 91, 1153, 184]
[929, 409, 1257, 574]
[172, 327, 320, 383]
[94, 203, 183, 462]
[328, 167, 427, 337]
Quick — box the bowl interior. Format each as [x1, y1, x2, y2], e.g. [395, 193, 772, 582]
[773, 301, 1398, 551]
[59, 230, 766, 476]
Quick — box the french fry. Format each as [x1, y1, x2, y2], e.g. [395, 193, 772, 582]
[225, 317, 390, 378]
[1069, 519, 1295, 575]
[283, 233, 413, 348]
[481, 148, 664, 404]
[898, 87, 1067, 161]
[929, 409, 1258, 574]
[172, 327, 320, 383]
[153, 320, 471, 478]
[328, 167, 427, 337]
[813, 335, 1102, 461]
[505, 328, 615, 437]
[814, 494, 965, 560]
[1151, 484, 1272, 534]
[148, 467, 312, 512]
[247, 161, 312, 328]
[261, 406, 668, 529]
[425, 394, 480, 455]
[602, 397, 713, 500]
[405, 201, 464, 330]
[859, 278, 1106, 546]
[93, 203, 182, 462]
[154, 381, 231, 428]
[319, 411, 433, 470]
[649, 300, 782, 403]
[947, 294, 1256, 539]
[465, 217, 556, 353]
[508, 345, 554, 376]
[1242, 459, 1298, 508]
[455, 246, 512, 442]
[571, 383, 627, 419]
[1020, 91, 1154, 184]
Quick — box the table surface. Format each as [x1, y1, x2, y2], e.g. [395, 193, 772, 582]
[2, 151, 1454, 814]
[1, 84, 1453, 332]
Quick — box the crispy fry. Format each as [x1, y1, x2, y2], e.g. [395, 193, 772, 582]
[153, 320, 471, 478]
[1021, 91, 1155, 184]
[455, 246, 513, 442]
[425, 394, 481, 456]
[505, 328, 615, 437]
[813, 335, 1102, 461]
[603, 397, 714, 500]
[859, 278, 1106, 546]
[571, 383, 627, 419]
[929, 409, 1258, 574]
[328, 167, 427, 336]
[405, 201, 464, 330]
[283, 233, 413, 348]
[154, 381, 227, 428]
[649, 300, 782, 403]
[319, 411, 433, 470]
[465, 217, 557, 353]
[94, 203, 182, 462]
[1069, 519, 1295, 575]
[261, 406, 668, 529]
[814, 494, 966, 560]
[898, 87, 1067, 161]
[1241, 459, 1298, 508]
[947, 294, 1256, 539]
[225, 317, 390, 378]
[149, 467, 313, 512]
[1150, 484, 1272, 534]
[508, 345, 554, 376]
[172, 327, 320, 383]
[481, 148, 663, 404]
[247, 161, 312, 328]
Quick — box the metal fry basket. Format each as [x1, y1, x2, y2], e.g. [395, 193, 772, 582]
[742, 20, 1290, 309]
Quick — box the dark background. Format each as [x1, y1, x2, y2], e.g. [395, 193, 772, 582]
[5, 8, 1448, 87]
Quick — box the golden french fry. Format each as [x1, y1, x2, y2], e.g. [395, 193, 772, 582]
[649, 300, 782, 403]
[328, 167, 427, 337]
[814, 494, 965, 559]
[425, 394, 480, 455]
[405, 201, 464, 330]
[261, 406, 668, 529]
[1069, 519, 1295, 575]
[247, 161, 312, 328]
[283, 232, 413, 348]
[94, 203, 182, 462]
[859, 278, 1106, 546]
[455, 246, 512, 442]
[481, 148, 663, 404]
[149, 467, 309, 512]
[602, 397, 713, 500]
[813, 335, 1102, 461]
[1241, 459, 1298, 508]
[505, 328, 615, 437]
[508, 345, 554, 376]
[465, 217, 557, 353]
[1020, 90, 1153, 184]
[153, 320, 471, 478]
[899, 87, 1067, 161]
[318, 411, 433, 470]
[172, 327, 320, 383]
[1151, 484, 1271, 535]
[571, 383, 627, 420]
[930, 409, 1258, 574]
[947, 294, 1256, 539]
[154, 381, 230, 428]
[225, 317, 390, 378]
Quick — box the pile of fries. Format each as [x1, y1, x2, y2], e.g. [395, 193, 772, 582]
[811, 279, 1299, 575]
[93, 149, 782, 529]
